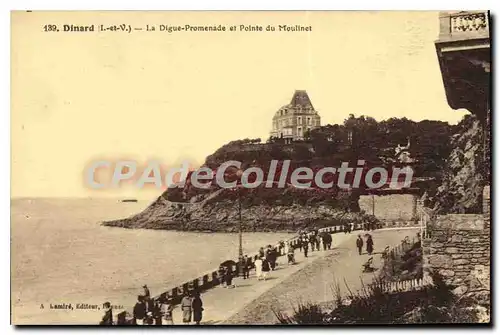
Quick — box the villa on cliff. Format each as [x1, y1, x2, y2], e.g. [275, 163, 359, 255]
[270, 90, 321, 143]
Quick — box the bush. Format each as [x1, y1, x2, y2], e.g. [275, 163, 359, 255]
[274, 302, 325, 325]
[275, 272, 481, 324]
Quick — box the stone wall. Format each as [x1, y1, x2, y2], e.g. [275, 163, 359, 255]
[359, 193, 418, 222]
[423, 186, 490, 301]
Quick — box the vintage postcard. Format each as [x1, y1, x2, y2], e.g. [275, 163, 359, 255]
[11, 11, 491, 325]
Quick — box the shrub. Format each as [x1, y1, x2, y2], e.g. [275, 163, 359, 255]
[275, 272, 481, 324]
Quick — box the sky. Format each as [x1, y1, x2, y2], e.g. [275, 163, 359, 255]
[11, 11, 469, 199]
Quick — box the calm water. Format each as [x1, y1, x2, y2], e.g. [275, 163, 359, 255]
[11, 198, 293, 324]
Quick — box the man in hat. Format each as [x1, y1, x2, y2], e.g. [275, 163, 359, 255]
[356, 235, 364, 255]
[143, 285, 151, 299]
[242, 255, 251, 279]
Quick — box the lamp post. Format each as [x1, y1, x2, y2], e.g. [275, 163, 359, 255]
[236, 169, 244, 277]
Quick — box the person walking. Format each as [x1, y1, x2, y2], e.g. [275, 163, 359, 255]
[218, 265, 226, 287]
[181, 293, 193, 324]
[99, 302, 113, 325]
[242, 255, 251, 279]
[254, 257, 263, 280]
[133, 295, 146, 325]
[323, 233, 332, 250]
[321, 233, 328, 251]
[192, 292, 204, 325]
[309, 235, 316, 252]
[261, 257, 270, 280]
[152, 300, 162, 325]
[315, 235, 321, 251]
[160, 297, 174, 325]
[143, 285, 151, 299]
[303, 239, 309, 258]
[284, 241, 290, 256]
[145, 296, 154, 315]
[279, 240, 285, 256]
[225, 266, 234, 288]
[287, 245, 296, 265]
[259, 247, 265, 258]
[356, 235, 364, 255]
[366, 234, 374, 255]
[268, 247, 277, 271]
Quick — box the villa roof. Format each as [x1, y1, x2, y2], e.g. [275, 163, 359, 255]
[289, 90, 314, 109]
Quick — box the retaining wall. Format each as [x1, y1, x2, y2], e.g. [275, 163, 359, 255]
[359, 193, 418, 222]
[422, 186, 490, 299]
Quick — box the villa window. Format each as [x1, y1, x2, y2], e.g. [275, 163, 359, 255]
[297, 116, 302, 124]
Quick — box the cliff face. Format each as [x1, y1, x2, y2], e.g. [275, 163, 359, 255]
[429, 115, 485, 214]
[102, 116, 456, 232]
[102, 186, 376, 232]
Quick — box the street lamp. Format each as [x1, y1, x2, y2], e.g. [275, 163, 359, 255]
[236, 169, 244, 277]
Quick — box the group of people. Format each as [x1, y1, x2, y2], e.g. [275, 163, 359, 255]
[223, 244, 288, 282]
[356, 234, 374, 255]
[180, 291, 204, 325]
[107, 224, 377, 326]
[132, 285, 175, 325]
[345, 222, 379, 233]
[295, 230, 333, 258]
[363, 222, 378, 231]
[129, 285, 203, 325]
[343, 222, 354, 234]
[253, 245, 280, 280]
[217, 244, 281, 285]
[218, 264, 236, 288]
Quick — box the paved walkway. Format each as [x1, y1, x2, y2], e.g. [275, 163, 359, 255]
[171, 227, 419, 325]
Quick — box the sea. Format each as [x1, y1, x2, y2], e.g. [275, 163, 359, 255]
[11, 198, 294, 325]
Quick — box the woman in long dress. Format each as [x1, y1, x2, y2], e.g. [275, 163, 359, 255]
[284, 242, 289, 256]
[224, 267, 234, 288]
[366, 235, 374, 255]
[192, 292, 204, 325]
[254, 257, 263, 280]
[181, 293, 192, 324]
[261, 257, 270, 280]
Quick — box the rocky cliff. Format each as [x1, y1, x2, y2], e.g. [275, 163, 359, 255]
[428, 114, 485, 214]
[102, 115, 456, 232]
[102, 186, 377, 232]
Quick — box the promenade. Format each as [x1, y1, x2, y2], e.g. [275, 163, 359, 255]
[170, 227, 418, 325]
